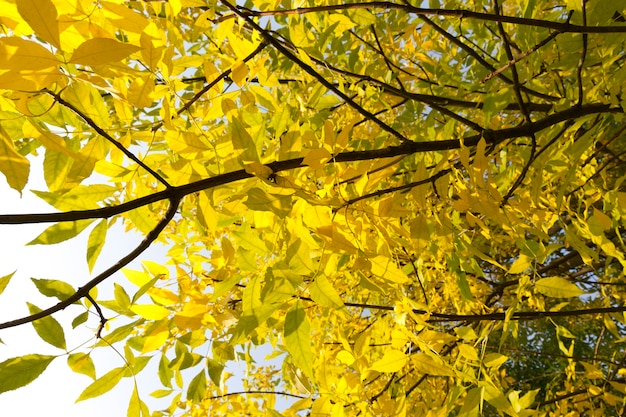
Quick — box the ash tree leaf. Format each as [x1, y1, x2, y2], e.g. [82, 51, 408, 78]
[31, 278, 75, 301]
[370, 349, 407, 373]
[27, 219, 94, 245]
[0, 37, 59, 70]
[187, 369, 207, 402]
[16, 0, 61, 48]
[76, 366, 126, 402]
[310, 275, 345, 309]
[0, 271, 15, 296]
[70, 38, 141, 67]
[68, 352, 96, 380]
[0, 354, 55, 394]
[284, 300, 314, 380]
[27, 303, 67, 350]
[87, 219, 108, 273]
[0, 128, 30, 193]
[535, 277, 584, 298]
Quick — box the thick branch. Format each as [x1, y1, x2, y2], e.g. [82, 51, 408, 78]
[224, 2, 626, 33]
[0, 103, 617, 225]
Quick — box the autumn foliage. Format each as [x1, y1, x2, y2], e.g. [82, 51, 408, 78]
[1, 0, 626, 415]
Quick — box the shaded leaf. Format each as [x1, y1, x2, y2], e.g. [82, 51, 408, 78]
[284, 300, 314, 379]
[0, 354, 55, 394]
[27, 303, 66, 350]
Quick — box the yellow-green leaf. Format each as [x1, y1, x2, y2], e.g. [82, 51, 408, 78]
[0, 271, 15, 296]
[284, 300, 314, 379]
[535, 277, 584, 298]
[87, 219, 108, 273]
[31, 278, 75, 301]
[310, 275, 345, 309]
[70, 38, 141, 67]
[76, 366, 126, 402]
[0, 354, 55, 394]
[16, 0, 60, 48]
[27, 219, 93, 245]
[68, 353, 96, 380]
[370, 349, 407, 373]
[27, 303, 66, 350]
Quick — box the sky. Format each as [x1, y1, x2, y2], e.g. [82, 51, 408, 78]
[0, 158, 171, 416]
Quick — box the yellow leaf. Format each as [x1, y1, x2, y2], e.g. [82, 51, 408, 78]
[131, 304, 170, 320]
[303, 148, 332, 169]
[16, 0, 61, 48]
[0, 37, 58, 70]
[284, 301, 314, 379]
[230, 61, 248, 86]
[70, 38, 141, 67]
[508, 254, 531, 274]
[370, 350, 407, 373]
[535, 277, 584, 298]
[370, 256, 410, 283]
[0, 129, 29, 194]
[127, 77, 155, 108]
[244, 162, 273, 180]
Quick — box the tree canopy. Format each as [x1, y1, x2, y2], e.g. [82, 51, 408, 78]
[1, 0, 626, 415]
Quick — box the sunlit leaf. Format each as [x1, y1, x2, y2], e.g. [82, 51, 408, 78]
[370, 349, 407, 373]
[535, 277, 585, 298]
[76, 367, 125, 402]
[70, 38, 141, 67]
[0, 271, 15, 296]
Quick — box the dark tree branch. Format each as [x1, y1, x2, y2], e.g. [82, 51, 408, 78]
[0, 197, 180, 330]
[221, 2, 626, 34]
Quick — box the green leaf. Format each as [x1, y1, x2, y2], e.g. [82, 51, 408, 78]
[72, 311, 89, 328]
[0, 271, 15, 296]
[0, 354, 55, 394]
[76, 366, 126, 402]
[87, 219, 108, 273]
[114, 283, 131, 311]
[27, 219, 93, 245]
[284, 300, 314, 380]
[207, 358, 224, 386]
[535, 277, 585, 298]
[68, 352, 96, 380]
[187, 369, 207, 402]
[27, 303, 66, 350]
[31, 278, 75, 301]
